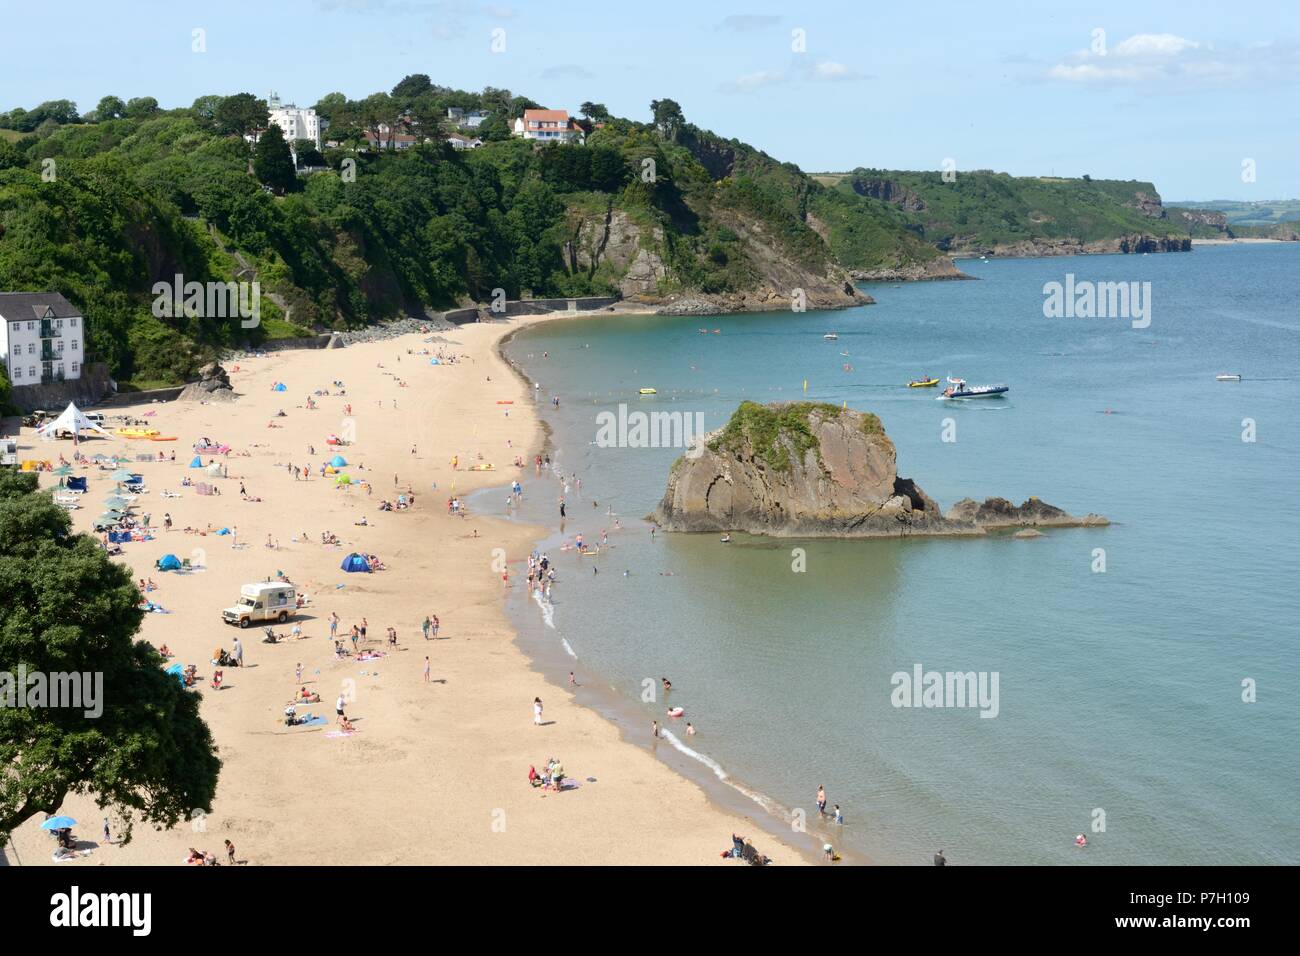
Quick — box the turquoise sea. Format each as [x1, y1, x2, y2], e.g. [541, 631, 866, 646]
[494, 243, 1300, 865]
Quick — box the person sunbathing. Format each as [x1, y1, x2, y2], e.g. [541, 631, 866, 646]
[338, 716, 356, 733]
[211, 670, 223, 690]
[299, 688, 320, 702]
[186, 847, 204, 864]
[158, 644, 173, 658]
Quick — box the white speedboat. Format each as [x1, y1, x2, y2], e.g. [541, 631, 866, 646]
[938, 376, 1009, 399]
[823, 333, 838, 341]
[1215, 373, 1241, 382]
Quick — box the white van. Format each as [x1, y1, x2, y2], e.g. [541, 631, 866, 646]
[222, 582, 297, 628]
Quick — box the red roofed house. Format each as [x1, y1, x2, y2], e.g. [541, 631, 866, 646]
[512, 109, 585, 144]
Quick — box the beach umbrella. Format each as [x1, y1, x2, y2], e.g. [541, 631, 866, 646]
[52, 464, 73, 476]
[103, 495, 130, 509]
[40, 816, 77, 830]
[110, 468, 135, 482]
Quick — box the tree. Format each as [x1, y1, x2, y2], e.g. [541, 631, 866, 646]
[95, 96, 126, 121]
[312, 92, 349, 124]
[293, 138, 325, 168]
[391, 73, 433, 101]
[189, 94, 224, 128]
[124, 96, 159, 119]
[650, 99, 685, 142]
[253, 123, 296, 194]
[0, 476, 221, 846]
[579, 102, 609, 122]
[0, 139, 23, 171]
[357, 92, 399, 150]
[215, 93, 269, 140]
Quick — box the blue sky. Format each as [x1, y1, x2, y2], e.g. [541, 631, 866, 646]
[2, 0, 1297, 199]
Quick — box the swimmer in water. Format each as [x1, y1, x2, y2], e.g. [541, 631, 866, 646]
[661, 677, 672, 692]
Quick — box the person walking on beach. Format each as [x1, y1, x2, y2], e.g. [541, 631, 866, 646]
[225, 839, 236, 865]
[336, 693, 347, 723]
[651, 720, 660, 739]
[834, 805, 844, 825]
[816, 785, 827, 816]
[232, 637, 243, 668]
[533, 697, 544, 725]
[422, 616, 431, 640]
[933, 849, 947, 867]
[360, 617, 368, 643]
[103, 817, 111, 845]
[350, 625, 359, 655]
[423, 656, 431, 683]
[295, 662, 302, 684]
[329, 612, 339, 641]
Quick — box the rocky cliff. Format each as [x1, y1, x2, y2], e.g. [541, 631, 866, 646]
[651, 402, 1108, 538]
[564, 203, 868, 315]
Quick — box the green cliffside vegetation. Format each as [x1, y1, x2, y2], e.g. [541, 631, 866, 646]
[818, 168, 1193, 255]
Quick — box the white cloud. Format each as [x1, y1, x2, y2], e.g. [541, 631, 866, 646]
[811, 61, 855, 80]
[1045, 33, 1299, 88]
[721, 70, 787, 93]
[1113, 33, 1200, 57]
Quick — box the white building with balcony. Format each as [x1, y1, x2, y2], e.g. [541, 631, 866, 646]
[513, 109, 584, 144]
[0, 292, 86, 385]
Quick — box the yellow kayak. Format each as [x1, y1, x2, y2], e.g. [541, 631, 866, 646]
[639, 388, 657, 395]
[116, 427, 160, 438]
[908, 378, 939, 388]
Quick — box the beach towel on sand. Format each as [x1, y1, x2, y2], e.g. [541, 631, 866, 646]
[324, 730, 358, 739]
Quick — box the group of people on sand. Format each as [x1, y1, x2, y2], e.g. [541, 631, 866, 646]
[185, 841, 236, 866]
[528, 758, 565, 791]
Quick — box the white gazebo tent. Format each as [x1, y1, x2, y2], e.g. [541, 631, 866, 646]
[36, 402, 113, 440]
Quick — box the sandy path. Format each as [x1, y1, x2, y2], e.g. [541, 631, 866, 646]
[9, 316, 806, 867]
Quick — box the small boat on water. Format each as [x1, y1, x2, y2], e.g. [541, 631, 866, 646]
[823, 333, 838, 341]
[1215, 373, 1242, 382]
[938, 376, 1008, 400]
[639, 387, 657, 395]
[909, 377, 940, 388]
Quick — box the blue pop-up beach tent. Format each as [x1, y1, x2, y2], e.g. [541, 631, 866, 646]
[273, 382, 287, 392]
[165, 662, 185, 685]
[340, 553, 371, 573]
[157, 554, 182, 571]
[189, 455, 203, 468]
[329, 454, 348, 467]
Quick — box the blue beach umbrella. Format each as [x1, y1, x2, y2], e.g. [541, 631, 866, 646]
[41, 816, 77, 830]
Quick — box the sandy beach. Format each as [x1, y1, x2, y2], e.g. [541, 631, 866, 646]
[7, 315, 808, 867]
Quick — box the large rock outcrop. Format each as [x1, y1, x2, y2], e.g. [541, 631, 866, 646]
[651, 402, 1108, 538]
[177, 362, 237, 403]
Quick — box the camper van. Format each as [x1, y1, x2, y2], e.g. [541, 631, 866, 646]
[222, 582, 297, 628]
[0, 438, 17, 467]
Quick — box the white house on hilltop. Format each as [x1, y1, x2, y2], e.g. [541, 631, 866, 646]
[267, 92, 325, 149]
[0, 292, 86, 385]
[513, 109, 584, 144]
